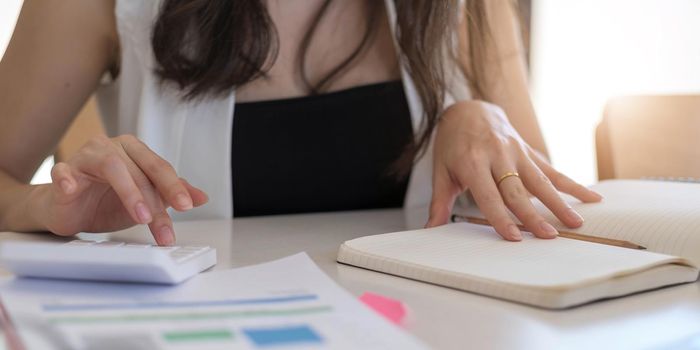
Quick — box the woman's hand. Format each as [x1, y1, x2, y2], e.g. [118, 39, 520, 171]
[426, 100, 602, 241]
[36, 135, 208, 245]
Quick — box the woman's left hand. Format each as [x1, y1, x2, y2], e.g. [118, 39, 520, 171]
[426, 100, 602, 241]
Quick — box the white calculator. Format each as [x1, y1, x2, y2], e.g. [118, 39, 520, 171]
[0, 240, 216, 284]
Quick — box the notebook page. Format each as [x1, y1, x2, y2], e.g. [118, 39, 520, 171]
[342, 222, 687, 289]
[460, 180, 700, 264]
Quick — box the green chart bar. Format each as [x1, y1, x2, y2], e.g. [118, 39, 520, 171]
[162, 329, 234, 343]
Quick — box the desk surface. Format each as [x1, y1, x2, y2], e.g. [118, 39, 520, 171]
[2, 208, 700, 350]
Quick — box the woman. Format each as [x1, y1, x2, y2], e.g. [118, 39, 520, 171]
[0, 0, 601, 246]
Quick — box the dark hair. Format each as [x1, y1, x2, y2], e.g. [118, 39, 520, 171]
[152, 0, 493, 174]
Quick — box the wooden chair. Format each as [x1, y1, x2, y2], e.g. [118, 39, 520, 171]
[596, 95, 700, 181]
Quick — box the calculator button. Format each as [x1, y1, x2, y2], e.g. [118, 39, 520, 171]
[95, 241, 125, 247]
[124, 244, 151, 248]
[177, 247, 202, 254]
[66, 240, 97, 246]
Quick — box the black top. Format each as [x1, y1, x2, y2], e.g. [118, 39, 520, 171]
[231, 80, 414, 217]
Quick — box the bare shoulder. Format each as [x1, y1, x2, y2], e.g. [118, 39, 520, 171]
[13, 0, 118, 66]
[0, 0, 118, 182]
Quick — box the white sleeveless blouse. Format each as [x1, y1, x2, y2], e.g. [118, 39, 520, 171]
[96, 0, 470, 221]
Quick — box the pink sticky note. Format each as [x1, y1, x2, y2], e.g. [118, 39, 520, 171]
[359, 292, 407, 325]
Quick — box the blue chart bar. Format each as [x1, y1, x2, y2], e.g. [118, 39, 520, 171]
[243, 325, 323, 347]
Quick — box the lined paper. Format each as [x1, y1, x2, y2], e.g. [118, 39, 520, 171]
[461, 180, 700, 265]
[341, 223, 686, 289]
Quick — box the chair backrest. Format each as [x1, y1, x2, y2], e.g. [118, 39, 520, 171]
[596, 95, 700, 181]
[54, 95, 105, 163]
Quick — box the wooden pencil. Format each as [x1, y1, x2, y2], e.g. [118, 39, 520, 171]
[450, 214, 646, 250]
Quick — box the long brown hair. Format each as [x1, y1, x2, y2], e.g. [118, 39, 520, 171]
[152, 0, 493, 174]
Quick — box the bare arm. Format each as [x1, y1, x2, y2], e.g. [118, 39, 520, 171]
[0, 0, 207, 245]
[0, 0, 117, 230]
[480, 0, 549, 158]
[427, 2, 601, 237]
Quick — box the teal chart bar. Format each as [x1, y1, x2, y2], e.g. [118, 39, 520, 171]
[243, 325, 322, 347]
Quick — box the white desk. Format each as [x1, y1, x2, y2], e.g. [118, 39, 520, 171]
[2, 208, 700, 350]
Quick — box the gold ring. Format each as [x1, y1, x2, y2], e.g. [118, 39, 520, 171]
[496, 172, 520, 186]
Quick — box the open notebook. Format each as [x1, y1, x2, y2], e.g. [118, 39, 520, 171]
[337, 180, 700, 309]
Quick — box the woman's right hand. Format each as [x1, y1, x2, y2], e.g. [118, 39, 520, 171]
[38, 135, 208, 245]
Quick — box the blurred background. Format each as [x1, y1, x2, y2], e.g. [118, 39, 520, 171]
[1, 0, 699, 185]
[530, 0, 700, 184]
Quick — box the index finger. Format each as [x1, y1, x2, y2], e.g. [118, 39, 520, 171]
[72, 154, 153, 225]
[119, 136, 194, 211]
[518, 159, 584, 228]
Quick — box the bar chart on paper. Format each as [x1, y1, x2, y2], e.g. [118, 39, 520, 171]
[40, 294, 332, 349]
[0, 253, 425, 350]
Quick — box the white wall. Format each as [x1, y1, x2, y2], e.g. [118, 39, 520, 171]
[531, 0, 700, 185]
[0, 0, 22, 57]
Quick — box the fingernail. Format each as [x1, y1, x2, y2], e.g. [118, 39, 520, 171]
[159, 226, 174, 246]
[176, 193, 193, 210]
[539, 221, 559, 237]
[508, 224, 522, 240]
[60, 180, 73, 194]
[135, 202, 152, 224]
[567, 208, 584, 225]
[592, 191, 604, 200]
